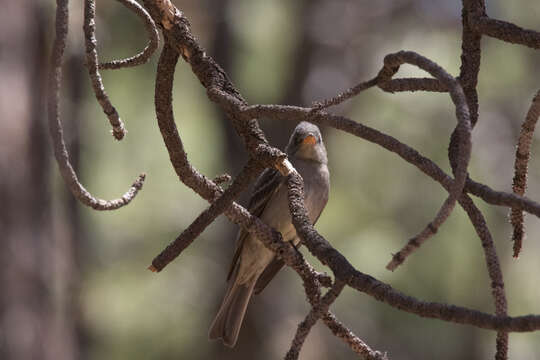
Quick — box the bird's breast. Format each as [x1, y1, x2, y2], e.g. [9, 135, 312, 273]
[295, 161, 330, 223]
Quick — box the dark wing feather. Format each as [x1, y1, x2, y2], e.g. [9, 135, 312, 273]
[226, 168, 283, 280]
[254, 258, 285, 294]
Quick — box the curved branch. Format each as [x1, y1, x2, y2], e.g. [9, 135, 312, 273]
[152, 45, 384, 358]
[286, 279, 388, 360]
[48, 0, 145, 211]
[150, 42, 397, 358]
[241, 104, 512, 341]
[99, 0, 159, 70]
[286, 281, 345, 360]
[84, 0, 127, 140]
[377, 51, 472, 271]
[313, 76, 379, 110]
[239, 53, 473, 271]
[510, 89, 540, 257]
[321, 311, 388, 360]
[458, 0, 485, 129]
[149, 159, 263, 272]
[243, 104, 540, 219]
[315, 78, 449, 110]
[151, 43, 327, 284]
[459, 195, 508, 358]
[285, 171, 539, 333]
[379, 77, 447, 93]
[466, 179, 540, 217]
[472, 16, 540, 50]
[214, 49, 475, 271]
[141, 0, 540, 354]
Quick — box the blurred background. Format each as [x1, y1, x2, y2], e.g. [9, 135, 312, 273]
[2, 0, 540, 359]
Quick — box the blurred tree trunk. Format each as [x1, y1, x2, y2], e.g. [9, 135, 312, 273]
[0, 1, 82, 359]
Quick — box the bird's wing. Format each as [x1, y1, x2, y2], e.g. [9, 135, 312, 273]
[226, 168, 283, 281]
[253, 257, 285, 294]
[253, 205, 327, 294]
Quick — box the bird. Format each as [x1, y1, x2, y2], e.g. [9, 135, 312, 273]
[208, 121, 330, 347]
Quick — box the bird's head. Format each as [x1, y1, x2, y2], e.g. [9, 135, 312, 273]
[286, 121, 327, 164]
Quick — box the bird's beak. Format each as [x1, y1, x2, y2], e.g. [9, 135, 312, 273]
[302, 134, 317, 146]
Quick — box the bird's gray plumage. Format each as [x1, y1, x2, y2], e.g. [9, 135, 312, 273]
[208, 121, 330, 347]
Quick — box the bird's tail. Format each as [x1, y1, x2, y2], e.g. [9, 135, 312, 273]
[208, 272, 255, 347]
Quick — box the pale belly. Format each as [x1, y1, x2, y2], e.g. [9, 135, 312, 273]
[236, 162, 329, 285]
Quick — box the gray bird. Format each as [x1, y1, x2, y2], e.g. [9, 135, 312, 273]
[208, 121, 330, 347]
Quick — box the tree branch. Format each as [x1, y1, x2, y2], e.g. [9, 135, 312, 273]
[99, 0, 160, 70]
[510, 89, 540, 257]
[83, 0, 127, 139]
[48, 0, 145, 211]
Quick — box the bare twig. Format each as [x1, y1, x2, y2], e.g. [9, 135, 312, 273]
[466, 178, 540, 217]
[285, 170, 540, 333]
[285, 281, 345, 360]
[378, 51, 472, 271]
[84, 0, 127, 139]
[149, 159, 263, 272]
[472, 16, 540, 50]
[48, 0, 145, 211]
[321, 312, 388, 360]
[312, 76, 379, 110]
[99, 0, 159, 70]
[459, 195, 508, 359]
[510, 89, 540, 257]
[458, 0, 485, 129]
[379, 77, 447, 93]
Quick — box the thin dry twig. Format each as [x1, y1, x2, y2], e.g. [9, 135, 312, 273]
[321, 312, 388, 360]
[99, 0, 159, 70]
[379, 77, 447, 93]
[48, 0, 145, 211]
[459, 195, 508, 359]
[84, 0, 127, 140]
[312, 76, 379, 110]
[285, 281, 345, 360]
[510, 89, 540, 258]
[149, 159, 263, 272]
[378, 51, 472, 271]
[286, 278, 387, 360]
[466, 178, 540, 217]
